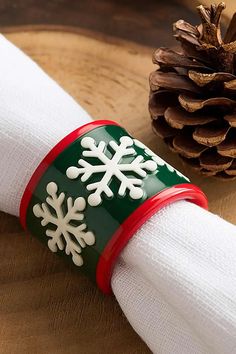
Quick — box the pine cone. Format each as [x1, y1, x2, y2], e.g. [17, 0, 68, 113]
[149, 2, 236, 179]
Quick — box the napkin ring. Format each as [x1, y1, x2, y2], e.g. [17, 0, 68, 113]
[20, 120, 208, 294]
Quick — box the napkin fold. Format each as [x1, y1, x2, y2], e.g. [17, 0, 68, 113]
[0, 35, 236, 354]
[0, 35, 91, 216]
[113, 201, 236, 353]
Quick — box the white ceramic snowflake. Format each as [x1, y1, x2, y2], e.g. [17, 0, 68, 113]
[33, 182, 95, 266]
[133, 139, 190, 181]
[66, 136, 157, 206]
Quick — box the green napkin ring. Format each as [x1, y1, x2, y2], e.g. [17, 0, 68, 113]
[20, 120, 208, 294]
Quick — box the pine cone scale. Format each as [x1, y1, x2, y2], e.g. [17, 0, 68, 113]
[150, 71, 200, 93]
[192, 121, 230, 146]
[152, 118, 179, 139]
[199, 149, 232, 171]
[173, 133, 208, 158]
[225, 160, 236, 175]
[224, 113, 236, 127]
[179, 95, 236, 113]
[224, 79, 236, 90]
[217, 134, 236, 157]
[149, 92, 178, 118]
[164, 106, 217, 129]
[153, 48, 207, 70]
[188, 71, 236, 86]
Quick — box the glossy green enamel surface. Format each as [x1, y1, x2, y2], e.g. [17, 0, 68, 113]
[26, 124, 189, 283]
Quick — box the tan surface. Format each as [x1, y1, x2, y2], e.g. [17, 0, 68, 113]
[1, 28, 236, 353]
[203, 0, 235, 19]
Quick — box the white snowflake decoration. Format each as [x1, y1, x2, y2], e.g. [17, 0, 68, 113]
[133, 139, 190, 181]
[33, 182, 95, 266]
[66, 136, 157, 206]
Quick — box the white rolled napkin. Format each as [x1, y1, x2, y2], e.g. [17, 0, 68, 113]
[0, 35, 236, 354]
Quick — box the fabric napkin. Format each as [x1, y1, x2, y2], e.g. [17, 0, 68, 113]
[0, 35, 236, 354]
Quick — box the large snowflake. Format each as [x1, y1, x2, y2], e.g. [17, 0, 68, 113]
[33, 182, 95, 266]
[66, 136, 157, 206]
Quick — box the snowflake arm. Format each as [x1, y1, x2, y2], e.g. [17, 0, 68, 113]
[133, 139, 190, 181]
[108, 138, 136, 160]
[86, 179, 114, 206]
[33, 182, 95, 266]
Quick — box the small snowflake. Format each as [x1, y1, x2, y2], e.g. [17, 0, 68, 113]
[33, 182, 95, 266]
[66, 136, 157, 206]
[134, 139, 189, 181]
